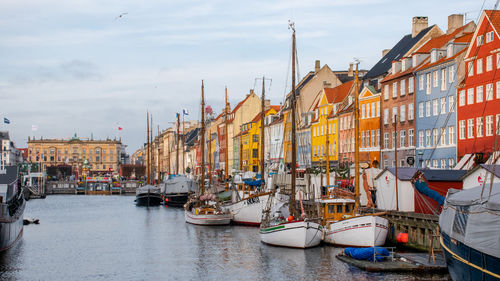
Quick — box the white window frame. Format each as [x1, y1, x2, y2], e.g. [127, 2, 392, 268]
[408, 103, 414, 120]
[459, 120, 465, 140]
[384, 108, 389, 125]
[433, 128, 438, 146]
[440, 97, 446, 115]
[426, 73, 431, 94]
[486, 83, 493, 100]
[449, 126, 455, 145]
[419, 75, 424, 91]
[441, 68, 447, 91]
[400, 105, 406, 122]
[467, 118, 474, 139]
[426, 101, 431, 117]
[426, 129, 431, 146]
[433, 99, 438, 116]
[468, 61, 474, 77]
[392, 82, 397, 98]
[419, 102, 424, 118]
[476, 85, 483, 103]
[486, 31, 494, 43]
[400, 130, 406, 147]
[392, 107, 397, 123]
[433, 71, 438, 87]
[409, 129, 414, 147]
[477, 117, 483, 138]
[487, 55, 493, 72]
[486, 115, 494, 136]
[449, 96, 455, 112]
[497, 81, 500, 99]
[467, 88, 474, 105]
[449, 65, 455, 83]
[419, 130, 424, 147]
[384, 84, 389, 100]
[477, 35, 483, 46]
[441, 159, 447, 169]
[400, 79, 406, 96]
[409, 77, 414, 93]
[441, 127, 446, 146]
[459, 90, 465, 106]
[477, 58, 483, 74]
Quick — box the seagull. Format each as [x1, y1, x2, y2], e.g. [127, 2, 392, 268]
[115, 12, 128, 20]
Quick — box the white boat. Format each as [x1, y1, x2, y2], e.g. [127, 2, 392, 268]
[324, 213, 389, 247]
[184, 208, 231, 226]
[223, 192, 270, 226]
[260, 220, 323, 248]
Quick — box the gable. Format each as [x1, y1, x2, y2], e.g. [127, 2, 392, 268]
[464, 10, 500, 59]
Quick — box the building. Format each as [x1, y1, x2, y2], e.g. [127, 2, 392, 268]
[27, 134, 122, 177]
[266, 114, 284, 174]
[457, 10, 500, 163]
[0, 131, 23, 165]
[415, 17, 475, 169]
[358, 85, 381, 167]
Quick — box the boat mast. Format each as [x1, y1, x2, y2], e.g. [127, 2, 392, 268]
[182, 113, 185, 175]
[260, 76, 266, 189]
[158, 125, 161, 184]
[176, 113, 180, 175]
[225, 87, 229, 191]
[147, 111, 150, 185]
[150, 114, 154, 184]
[394, 114, 399, 211]
[326, 109, 330, 187]
[290, 22, 297, 217]
[200, 80, 206, 195]
[354, 61, 360, 212]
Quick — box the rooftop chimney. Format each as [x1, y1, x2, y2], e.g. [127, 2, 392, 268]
[382, 49, 391, 58]
[447, 14, 464, 34]
[249, 89, 254, 95]
[348, 63, 353, 77]
[412, 16, 428, 38]
[315, 60, 321, 73]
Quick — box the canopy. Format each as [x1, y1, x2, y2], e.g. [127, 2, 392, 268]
[243, 179, 265, 187]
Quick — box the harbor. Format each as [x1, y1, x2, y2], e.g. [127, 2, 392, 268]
[2, 195, 449, 281]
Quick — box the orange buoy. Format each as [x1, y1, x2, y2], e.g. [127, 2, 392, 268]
[396, 232, 409, 243]
[287, 215, 293, 222]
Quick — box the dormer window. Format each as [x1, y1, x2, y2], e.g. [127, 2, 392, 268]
[392, 62, 396, 74]
[477, 35, 484, 46]
[447, 44, 453, 58]
[402, 60, 406, 72]
[431, 50, 437, 63]
[412, 56, 417, 68]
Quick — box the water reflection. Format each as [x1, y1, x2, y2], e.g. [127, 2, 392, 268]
[0, 196, 450, 280]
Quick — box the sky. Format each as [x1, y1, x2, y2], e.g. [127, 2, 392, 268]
[0, 0, 495, 154]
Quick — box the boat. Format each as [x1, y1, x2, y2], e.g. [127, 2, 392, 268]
[0, 165, 26, 251]
[439, 182, 500, 281]
[259, 22, 322, 248]
[135, 184, 162, 206]
[184, 80, 231, 226]
[322, 61, 389, 247]
[161, 175, 198, 207]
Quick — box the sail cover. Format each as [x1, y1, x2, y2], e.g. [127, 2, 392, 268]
[243, 179, 265, 187]
[439, 183, 500, 258]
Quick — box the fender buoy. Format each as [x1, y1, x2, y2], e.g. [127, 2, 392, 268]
[396, 232, 408, 243]
[287, 215, 293, 222]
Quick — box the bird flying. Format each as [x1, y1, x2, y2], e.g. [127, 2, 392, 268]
[115, 12, 128, 20]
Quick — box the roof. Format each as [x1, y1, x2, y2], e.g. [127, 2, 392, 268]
[0, 131, 10, 141]
[364, 25, 435, 80]
[422, 169, 467, 181]
[375, 167, 418, 180]
[250, 106, 281, 123]
[325, 80, 354, 104]
[416, 48, 466, 72]
[380, 58, 427, 83]
[452, 32, 473, 43]
[231, 93, 253, 114]
[485, 10, 500, 34]
[414, 24, 469, 53]
[479, 164, 500, 178]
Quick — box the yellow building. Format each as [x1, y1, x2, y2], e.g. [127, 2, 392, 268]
[27, 135, 122, 177]
[311, 81, 354, 165]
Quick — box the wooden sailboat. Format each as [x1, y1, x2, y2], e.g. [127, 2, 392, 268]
[223, 80, 274, 226]
[136, 112, 162, 206]
[184, 80, 231, 225]
[259, 22, 322, 248]
[321, 62, 389, 247]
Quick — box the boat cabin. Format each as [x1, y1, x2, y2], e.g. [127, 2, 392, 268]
[319, 198, 355, 222]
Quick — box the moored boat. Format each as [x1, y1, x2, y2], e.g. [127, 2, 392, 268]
[135, 184, 162, 206]
[162, 175, 197, 207]
[260, 219, 322, 248]
[0, 165, 25, 251]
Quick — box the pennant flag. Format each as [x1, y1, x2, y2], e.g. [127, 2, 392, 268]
[205, 105, 213, 115]
[118, 126, 123, 131]
[3, 118, 10, 124]
[32, 125, 38, 131]
[183, 109, 189, 115]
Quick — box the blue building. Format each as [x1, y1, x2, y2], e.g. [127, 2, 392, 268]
[414, 22, 475, 169]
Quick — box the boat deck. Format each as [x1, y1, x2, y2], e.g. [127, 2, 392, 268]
[336, 252, 447, 273]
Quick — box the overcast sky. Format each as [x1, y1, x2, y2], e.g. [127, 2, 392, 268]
[0, 0, 494, 153]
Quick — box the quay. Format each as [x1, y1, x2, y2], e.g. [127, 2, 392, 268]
[42, 181, 142, 195]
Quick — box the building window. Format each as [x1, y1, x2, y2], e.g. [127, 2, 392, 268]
[433, 99, 438, 116]
[498, 54, 500, 69]
[440, 97, 446, 115]
[361, 104, 365, 119]
[433, 128, 438, 146]
[392, 82, 397, 98]
[383, 108, 389, 125]
[449, 158, 455, 169]
[497, 81, 500, 99]
[441, 68, 447, 91]
[419, 102, 424, 118]
[371, 102, 375, 118]
[376, 130, 380, 147]
[426, 101, 431, 117]
[467, 119, 474, 139]
[400, 105, 406, 122]
[433, 71, 438, 88]
[459, 90, 465, 106]
[361, 131, 365, 148]
[441, 159, 447, 169]
[392, 132, 396, 148]
[377, 101, 380, 117]
[384, 84, 389, 100]
[449, 126, 455, 145]
[441, 127, 447, 146]
[477, 117, 483, 138]
[392, 107, 397, 123]
[477, 35, 484, 46]
[371, 130, 375, 147]
[426, 73, 431, 94]
[400, 130, 406, 147]
[433, 159, 438, 168]
[486, 115, 494, 136]
[467, 88, 474, 105]
[408, 103, 414, 120]
[419, 130, 424, 147]
[477, 58, 483, 74]
[409, 77, 414, 93]
[468, 62, 474, 77]
[431, 50, 437, 62]
[400, 79, 406, 96]
[449, 65, 455, 83]
[447, 44, 453, 57]
[383, 133, 389, 149]
[419, 75, 424, 90]
[487, 55, 493, 72]
[252, 149, 258, 158]
[486, 83, 493, 100]
[426, 130, 431, 146]
[449, 96, 455, 113]
[486, 31, 494, 43]
[459, 120, 465, 140]
[253, 134, 259, 142]
[476, 86, 483, 103]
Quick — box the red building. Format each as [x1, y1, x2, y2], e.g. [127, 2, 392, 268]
[457, 10, 500, 162]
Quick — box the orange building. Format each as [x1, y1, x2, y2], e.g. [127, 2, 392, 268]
[358, 85, 381, 167]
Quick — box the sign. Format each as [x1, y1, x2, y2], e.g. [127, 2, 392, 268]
[407, 156, 415, 166]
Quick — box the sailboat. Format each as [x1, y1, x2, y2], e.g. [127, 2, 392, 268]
[259, 22, 323, 248]
[223, 80, 275, 226]
[321, 62, 389, 247]
[136, 112, 162, 206]
[184, 80, 231, 226]
[0, 164, 25, 251]
[162, 112, 198, 207]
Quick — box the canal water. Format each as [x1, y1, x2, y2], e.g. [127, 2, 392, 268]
[0, 196, 449, 280]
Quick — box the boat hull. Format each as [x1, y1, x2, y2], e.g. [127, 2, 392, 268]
[441, 231, 500, 281]
[260, 220, 322, 248]
[324, 215, 389, 247]
[163, 193, 189, 207]
[223, 194, 269, 226]
[0, 198, 25, 252]
[135, 193, 162, 206]
[184, 210, 231, 226]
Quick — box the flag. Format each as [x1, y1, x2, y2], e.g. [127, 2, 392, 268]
[205, 105, 213, 115]
[118, 127, 123, 131]
[32, 125, 38, 131]
[183, 109, 189, 115]
[3, 118, 10, 124]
